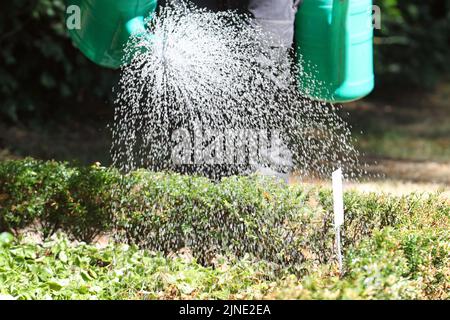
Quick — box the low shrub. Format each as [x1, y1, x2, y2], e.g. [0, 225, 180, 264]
[318, 190, 449, 263]
[0, 159, 73, 234]
[267, 192, 449, 300]
[0, 158, 448, 271]
[0, 159, 118, 241]
[267, 225, 449, 300]
[112, 170, 312, 267]
[62, 165, 120, 242]
[0, 159, 449, 299]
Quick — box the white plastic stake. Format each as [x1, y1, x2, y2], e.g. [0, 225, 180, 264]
[332, 168, 344, 275]
[332, 168, 344, 227]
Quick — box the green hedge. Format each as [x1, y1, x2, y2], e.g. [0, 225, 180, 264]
[1, 158, 449, 272]
[268, 226, 450, 300]
[0, 159, 314, 268]
[0, 159, 117, 241]
[111, 170, 312, 267]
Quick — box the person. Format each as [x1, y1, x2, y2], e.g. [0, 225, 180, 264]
[247, 0, 301, 48]
[166, 0, 302, 48]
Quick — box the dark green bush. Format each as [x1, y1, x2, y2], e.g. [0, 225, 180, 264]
[0, 159, 72, 233]
[318, 189, 449, 262]
[268, 224, 449, 300]
[112, 170, 313, 266]
[0, 159, 118, 241]
[63, 165, 120, 241]
[0, 159, 317, 267]
[0, 158, 448, 270]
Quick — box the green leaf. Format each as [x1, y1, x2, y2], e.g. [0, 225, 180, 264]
[0, 233, 14, 247]
[80, 270, 92, 281]
[47, 279, 69, 291]
[58, 251, 68, 263]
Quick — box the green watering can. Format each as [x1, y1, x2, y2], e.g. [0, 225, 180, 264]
[295, 0, 374, 102]
[65, 0, 374, 102]
[65, 0, 157, 68]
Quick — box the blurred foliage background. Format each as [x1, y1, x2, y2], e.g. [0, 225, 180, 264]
[0, 0, 116, 122]
[0, 0, 449, 122]
[374, 0, 450, 88]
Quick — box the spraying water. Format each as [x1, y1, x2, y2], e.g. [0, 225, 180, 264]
[111, 1, 364, 180]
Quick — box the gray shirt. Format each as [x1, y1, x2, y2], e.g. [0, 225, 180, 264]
[167, 0, 301, 47]
[248, 0, 301, 47]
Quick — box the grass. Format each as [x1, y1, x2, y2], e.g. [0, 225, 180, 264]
[346, 82, 450, 162]
[355, 131, 450, 162]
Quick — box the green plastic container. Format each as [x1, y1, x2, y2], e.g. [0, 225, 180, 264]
[295, 0, 374, 102]
[65, 0, 157, 69]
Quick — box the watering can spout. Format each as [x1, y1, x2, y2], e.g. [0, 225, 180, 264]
[125, 16, 148, 37]
[65, 0, 157, 69]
